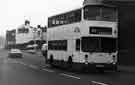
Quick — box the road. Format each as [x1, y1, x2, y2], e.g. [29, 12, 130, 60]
[0, 49, 135, 85]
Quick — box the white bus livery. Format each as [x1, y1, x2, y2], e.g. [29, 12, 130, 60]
[46, 0, 118, 71]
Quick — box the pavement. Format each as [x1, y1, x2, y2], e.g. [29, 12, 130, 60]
[118, 65, 135, 73]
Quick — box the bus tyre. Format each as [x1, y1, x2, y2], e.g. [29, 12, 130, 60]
[98, 69, 104, 73]
[113, 65, 118, 72]
[50, 55, 54, 67]
[67, 56, 73, 71]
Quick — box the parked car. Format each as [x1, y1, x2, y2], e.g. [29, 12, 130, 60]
[8, 49, 23, 58]
[26, 49, 36, 54]
[26, 44, 37, 54]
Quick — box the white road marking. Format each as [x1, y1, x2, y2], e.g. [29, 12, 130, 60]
[13, 60, 20, 64]
[41, 64, 50, 67]
[7, 58, 13, 62]
[39, 64, 51, 68]
[3, 59, 8, 63]
[42, 68, 55, 73]
[5, 59, 83, 81]
[19, 62, 27, 66]
[28, 65, 38, 69]
[7, 59, 19, 64]
[7, 59, 38, 70]
[6, 58, 11, 61]
[91, 81, 109, 85]
[6, 59, 54, 73]
[60, 73, 81, 80]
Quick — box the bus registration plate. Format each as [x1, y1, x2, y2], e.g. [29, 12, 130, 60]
[96, 65, 104, 67]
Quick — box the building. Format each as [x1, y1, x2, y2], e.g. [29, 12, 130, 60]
[15, 20, 46, 49]
[15, 20, 34, 49]
[5, 29, 16, 49]
[104, 0, 135, 65]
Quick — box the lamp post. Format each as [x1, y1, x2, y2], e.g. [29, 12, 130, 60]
[33, 27, 37, 52]
[40, 26, 47, 44]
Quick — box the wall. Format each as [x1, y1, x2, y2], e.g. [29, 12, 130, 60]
[105, 0, 135, 65]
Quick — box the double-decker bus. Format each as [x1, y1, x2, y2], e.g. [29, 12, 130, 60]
[46, 0, 118, 71]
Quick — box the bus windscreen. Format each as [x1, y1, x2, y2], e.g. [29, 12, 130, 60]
[81, 37, 117, 53]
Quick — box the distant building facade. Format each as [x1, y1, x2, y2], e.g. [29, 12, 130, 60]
[16, 21, 33, 45]
[15, 20, 46, 49]
[5, 29, 16, 49]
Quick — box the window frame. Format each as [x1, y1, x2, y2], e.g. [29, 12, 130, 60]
[18, 28, 29, 33]
[76, 39, 81, 51]
[48, 8, 82, 28]
[48, 40, 67, 51]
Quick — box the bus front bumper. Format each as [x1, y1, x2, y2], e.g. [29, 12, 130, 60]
[73, 62, 117, 71]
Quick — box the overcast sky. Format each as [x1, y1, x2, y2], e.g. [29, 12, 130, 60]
[0, 0, 83, 36]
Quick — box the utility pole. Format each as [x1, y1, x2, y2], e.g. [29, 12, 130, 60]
[40, 26, 47, 43]
[33, 27, 37, 52]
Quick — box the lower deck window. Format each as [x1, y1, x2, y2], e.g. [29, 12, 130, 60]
[76, 39, 80, 51]
[81, 37, 117, 52]
[48, 40, 67, 51]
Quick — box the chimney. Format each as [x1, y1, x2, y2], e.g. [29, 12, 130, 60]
[25, 20, 30, 26]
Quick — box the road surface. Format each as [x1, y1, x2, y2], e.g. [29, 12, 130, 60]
[0, 49, 135, 85]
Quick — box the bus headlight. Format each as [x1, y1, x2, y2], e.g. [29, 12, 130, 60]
[84, 55, 88, 64]
[113, 62, 116, 65]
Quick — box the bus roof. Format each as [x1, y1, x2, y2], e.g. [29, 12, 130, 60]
[83, 0, 117, 7]
[48, 8, 81, 19]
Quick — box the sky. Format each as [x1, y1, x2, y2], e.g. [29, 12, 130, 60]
[0, 0, 84, 36]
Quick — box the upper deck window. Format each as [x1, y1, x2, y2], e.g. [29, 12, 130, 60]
[48, 9, 81, 28]
[84, 5, 118, 21]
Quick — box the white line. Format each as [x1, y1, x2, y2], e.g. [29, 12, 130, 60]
[4, 59, 8, 63]
[11, 60, 19, 64]
[42, 64, 50, 67]
[60, 73, 80, 80]
[91, 81, 109, 85]
[29, 65, 38, 69]
[14, 61, 19, 64]
[19, 62, 27, 66]
[6, 59, 54, 72]
[7, 58, 11, 61]
[7, 60, 27, 67]
[42, 68, 55, 73]
[39, 64, 50, 68]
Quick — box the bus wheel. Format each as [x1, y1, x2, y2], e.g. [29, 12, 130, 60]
[98, 69, 104, 73]
[67, 56, 73, 71]
[113, 65, 118, 72]
[50, 55, 54, 67]
[60, 60, 65, 69]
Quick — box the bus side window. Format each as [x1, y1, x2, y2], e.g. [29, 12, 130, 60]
[76, 39, 80, 51]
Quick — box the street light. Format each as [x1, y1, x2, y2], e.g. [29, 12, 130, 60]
[33, 27, 37, 52]
[40, 26, 47, 44]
